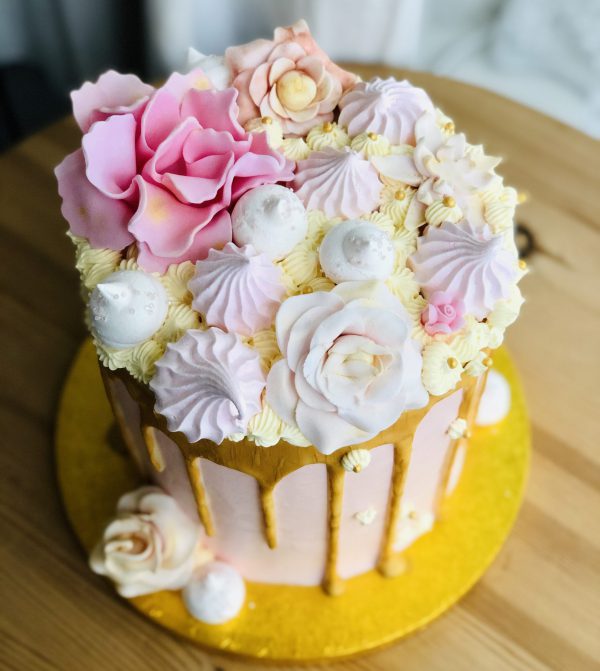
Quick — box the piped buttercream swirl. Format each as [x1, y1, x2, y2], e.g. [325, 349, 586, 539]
[410, 221, 518, 319]
[339, 78, 434, 144]
[292, 147, 381, 219]
[190, 243, 285, 336]
[151, 327, 265, 444]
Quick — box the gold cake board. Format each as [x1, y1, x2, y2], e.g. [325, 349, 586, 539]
[56, 340, 530, 663]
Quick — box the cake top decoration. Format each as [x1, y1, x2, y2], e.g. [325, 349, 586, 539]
[58, 19, 525, 454]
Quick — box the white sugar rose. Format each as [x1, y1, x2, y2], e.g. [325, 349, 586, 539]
[267, 281, 428, 453]
[90, 487, 207, 598]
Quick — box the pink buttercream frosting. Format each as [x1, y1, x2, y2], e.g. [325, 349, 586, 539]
[225, 19, 358, 134]
[421, 291, 465, 335]
[266, 281, 428, 454]
[338, 78, 434, 145]
[55, 71, 294, 272]
[292, 147, 381, 219]
[189, 242, 286, 336]
[151, 328, 265, 444]
[410, 221, 518, 319]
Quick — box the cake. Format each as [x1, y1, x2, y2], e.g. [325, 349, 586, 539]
[55, 20, 526, 631]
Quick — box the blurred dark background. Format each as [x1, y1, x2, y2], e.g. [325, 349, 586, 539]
[1, 0, 598, 151]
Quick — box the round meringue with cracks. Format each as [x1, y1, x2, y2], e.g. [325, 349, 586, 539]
[292, 147, 381, 219]
[319, 220, 395, 283]
[88, 270, 169, 349]
[189, 243, 285, 336]
[338, 77, 434, 144]
[410, 221, 518, 319]
[150, 328, 265, 444]
[231, 185, 307, 261]
[183, 561, 246, 625]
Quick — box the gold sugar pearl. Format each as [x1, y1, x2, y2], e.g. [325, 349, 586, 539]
[353, 465, 362, 473]
[517, 191, 528, 204]
[261, 116, 272, 125]
[518, 259, 527, 271]
[444, 121, 455, 133]
[367, 131, 378, 140]
[447, 357, 459, 369]
[483, 357, 493, 367]
[442, 195, 456, 208]
[300, 286, 314, 294]
[394, 190, 406, 201]
[322, 121, 334, 132]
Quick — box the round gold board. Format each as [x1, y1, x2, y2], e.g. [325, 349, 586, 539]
[56, 340, 530, 662]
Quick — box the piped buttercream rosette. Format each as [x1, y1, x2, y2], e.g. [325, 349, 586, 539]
[150, 328, 265, 443]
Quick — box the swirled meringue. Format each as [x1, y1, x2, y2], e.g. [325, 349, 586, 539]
[338, 78, 434, 144]
[319, 220, 395, 283]
[410, 221, 518, 319]
[306, 121, 349, 151]
[88, 270, 169, 349]
[231, 185, 307, 261]
[292, 147, 381, 219]
[151, 328, 265, 444]
[425, 197, 463, 227]
[189, 243, 285, 336]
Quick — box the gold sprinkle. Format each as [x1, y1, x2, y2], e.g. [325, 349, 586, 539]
[322, 121, 333, 132]
[149, 607, 163, 618]
[518, 259, 527, 271]
[300, 285, 314, 294]
[447, 357, 459, 369]
[353, 465, 362, 473]
[483, 356, 493, 367]
[261, 116, 272, 125]
[442, 195, 456, 208]
[367, 131, 378, 140]
[517, 191, 528, 204]
[394, 190, 406, 201]
[444, 121, 455, 133]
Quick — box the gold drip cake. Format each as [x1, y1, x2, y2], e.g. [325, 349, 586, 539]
[55, 19, 527, 658]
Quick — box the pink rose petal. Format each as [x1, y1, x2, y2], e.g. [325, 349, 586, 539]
[55, 149, 134, 250]
[180, 87, 245, 140]
[82, 114, 137, 199]
[71, 70, 154, 132]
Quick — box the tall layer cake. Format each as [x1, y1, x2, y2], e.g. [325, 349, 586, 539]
[56, 21, 525, 626]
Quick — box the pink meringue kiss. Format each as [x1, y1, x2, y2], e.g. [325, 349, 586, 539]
[189, 243, 286, 336]
[339, 77, 434, 145]
[151, 327, 265, 444]
[410, 221, 518, 319]
[292, 147, 381, 219]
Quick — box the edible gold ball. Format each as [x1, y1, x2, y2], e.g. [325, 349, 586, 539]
[442, 195, 456, 208]
[300, 285, 314, 294]
[261, 116, 273, 125]
[518, 259, 527, 270]
[447, 357, 459, 369]
[367, 131, 378, 140]
[483, 356, 493, 367]
[394, 190, 406, 201]
[444, 121, 455, 133]
[353, 465, 362, 473]
[322, 121, 334, 133]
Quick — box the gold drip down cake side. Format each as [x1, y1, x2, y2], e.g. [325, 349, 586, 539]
[102, 363, 487, 596]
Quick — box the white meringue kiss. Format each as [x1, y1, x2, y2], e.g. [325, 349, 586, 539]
[266, 281, 428, 454]
[319, 220, 395, 283]
[183, 561, 246, 625]
[231, 184, 307, 261]
[88, 270, 169, 349]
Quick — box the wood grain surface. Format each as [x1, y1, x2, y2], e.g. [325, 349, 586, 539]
[1, 66, 599, 671]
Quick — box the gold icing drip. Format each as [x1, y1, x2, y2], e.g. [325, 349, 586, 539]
[185, 457, 215, 536]
[142, 425, 165, 472]
[323, 465, 345, 596]
[259, 485, 277, 549]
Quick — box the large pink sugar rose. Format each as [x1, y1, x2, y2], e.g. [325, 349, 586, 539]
[55, 69, 294, 272]
[225, 20, 358, 135]
[266, 281, 428, 454]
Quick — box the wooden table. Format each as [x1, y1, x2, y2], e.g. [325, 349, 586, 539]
[1, 66, 599, 671]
